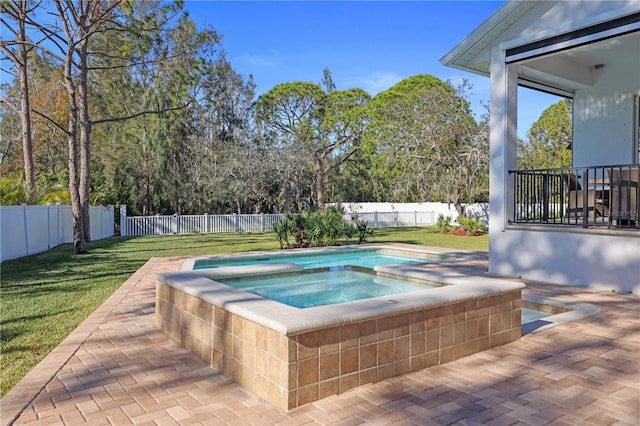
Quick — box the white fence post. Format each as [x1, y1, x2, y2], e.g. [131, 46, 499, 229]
[204, 213, 209, 233]
[99, 206, 104, 240]
[47, 204, 52, 249]
[104, 206, 112, 239]
[57, 203, 62, 246]
[120, 205, 127, 236]
[22, 203, 29, 256]
[102, 205, 112, 239]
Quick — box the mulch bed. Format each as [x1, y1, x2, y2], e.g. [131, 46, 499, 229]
[447, 229, 484, 236]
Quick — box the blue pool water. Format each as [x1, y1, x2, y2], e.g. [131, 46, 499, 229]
[216, 266, 438, 308]
[194, 250, 432, 270]
[522, 308, 549, 323]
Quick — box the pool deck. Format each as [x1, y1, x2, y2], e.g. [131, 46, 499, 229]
[2, 246, 639, 425]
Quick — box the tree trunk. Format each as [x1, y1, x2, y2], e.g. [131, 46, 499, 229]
[63, 44, 86, 254]
[143, 137, 150, 215]
[417, 173, 429, 202]
[17, 4, 35, 202]
[77, 36, 91, 242]
[143, 175, 150, 216]
[315, 158, 325, 210]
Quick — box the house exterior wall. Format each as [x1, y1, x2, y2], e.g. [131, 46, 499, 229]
[484, 1, 640, 294]
[489, 229, 640, 294]
[574, 93, 636, 166]
[573, 72, 639, 166]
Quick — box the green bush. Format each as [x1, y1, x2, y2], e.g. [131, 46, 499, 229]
[351, 214, 374, 244]
[273, 207, 374, 248]
[274, 212, 309, 248]
[457, 216, 487, 235]
[273, 218, 291, 249]
[436, 215, 454, 233]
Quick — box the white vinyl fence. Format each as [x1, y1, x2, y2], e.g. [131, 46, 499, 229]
[335, 202, 490, 223]
[119, 205, 442, 236]
[121, 207, 285, 236]
[1, 204, 115, 261]
[344, 211, 436, 228]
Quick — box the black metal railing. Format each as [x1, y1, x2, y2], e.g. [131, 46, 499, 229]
[509, 164, 639, 229]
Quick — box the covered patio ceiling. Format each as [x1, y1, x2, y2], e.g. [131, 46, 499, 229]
[516, 30, 640, 95]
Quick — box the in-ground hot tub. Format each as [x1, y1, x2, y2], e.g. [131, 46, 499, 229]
[156, 245, 524, 410]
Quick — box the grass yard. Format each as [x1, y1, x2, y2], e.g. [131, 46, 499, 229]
[0, 227, 487, 397]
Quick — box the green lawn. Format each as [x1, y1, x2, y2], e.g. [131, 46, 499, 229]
[0, 227, 487, 397]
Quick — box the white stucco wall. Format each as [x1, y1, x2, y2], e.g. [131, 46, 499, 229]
[573, 93, 636, 166]
[573, 60, 639, 166]
[489, 228, 640, 294]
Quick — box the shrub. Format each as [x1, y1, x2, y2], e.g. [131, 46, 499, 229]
[436, 215, 454, 233]
[351, 214, 374, 244]
[274, 212, 310, 248]
[457, 216, 487, 236]
[273, 220, 291, 249]
[290, 211, 310, 248]
[273, 208, 374, 248]
[315, 207, 346, 246]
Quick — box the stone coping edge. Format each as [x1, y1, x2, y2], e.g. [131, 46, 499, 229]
[521, 294, 600, 334]
[156, 265, 525, 336]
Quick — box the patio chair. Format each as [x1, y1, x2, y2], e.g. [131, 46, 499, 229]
[609, 168, 639, 226]
[564, 173, 598, 220]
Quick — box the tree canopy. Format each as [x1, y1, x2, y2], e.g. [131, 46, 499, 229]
[518, 99, 573, 170]
[363, 75, 489, 215]
[254, 78, 370, 210]
[1, 2, 493, 246]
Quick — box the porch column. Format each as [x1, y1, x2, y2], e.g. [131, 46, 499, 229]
[489, 46, 519, 233]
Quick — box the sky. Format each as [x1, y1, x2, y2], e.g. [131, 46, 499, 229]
[181, 0, 562, 139]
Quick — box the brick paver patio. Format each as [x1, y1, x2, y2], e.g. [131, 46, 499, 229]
[1, 250, 638, 425]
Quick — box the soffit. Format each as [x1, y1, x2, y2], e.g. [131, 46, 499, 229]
[517, 30, 640, 93]
[440, 1, 541, 76]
